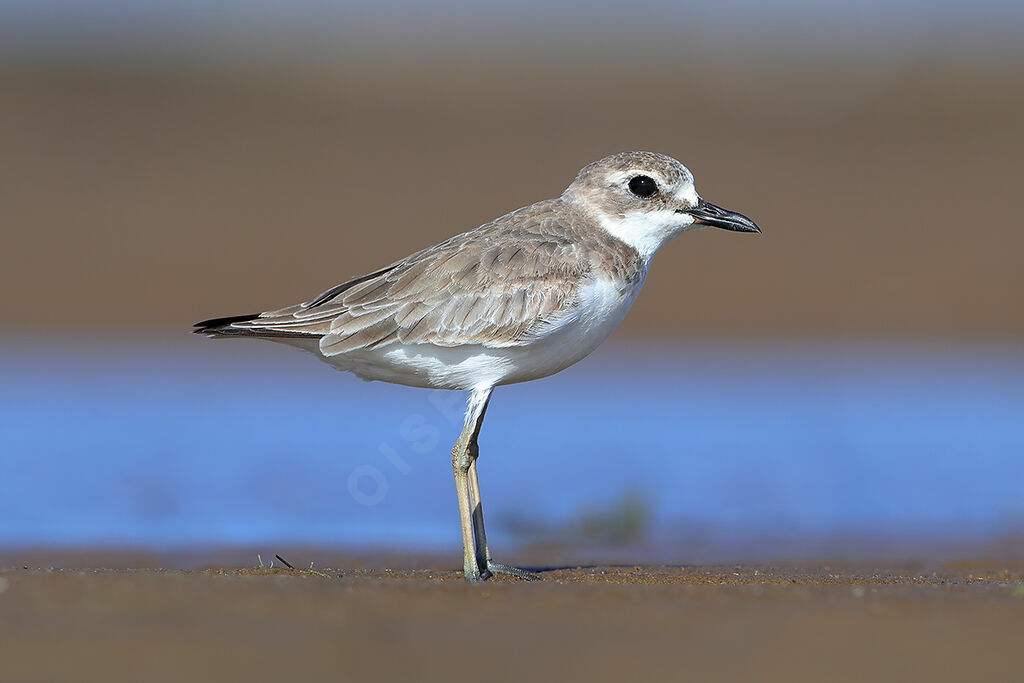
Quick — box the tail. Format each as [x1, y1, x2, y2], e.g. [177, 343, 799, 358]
[193, 265, 400, 340]
[193, 311, 323, 339]
[193, 313, 263, 336]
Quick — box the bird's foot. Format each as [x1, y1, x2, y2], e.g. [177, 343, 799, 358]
[461, 560, 539, 582]
[484, 560, 540, 581]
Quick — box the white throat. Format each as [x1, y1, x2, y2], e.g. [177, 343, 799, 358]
[597, 209, 696, 263]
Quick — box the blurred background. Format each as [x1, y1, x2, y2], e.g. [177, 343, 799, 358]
[2, 0, 1022, 567]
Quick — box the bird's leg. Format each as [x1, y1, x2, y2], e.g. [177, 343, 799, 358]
[468, 458, 538, 581]
[452, 387, 491, 582]
[466, 458, 490, 571]
[452, 440, 481, 578]
[454, 387, 539, 582]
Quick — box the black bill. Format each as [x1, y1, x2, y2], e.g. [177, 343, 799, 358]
[680, 198, 761, 233]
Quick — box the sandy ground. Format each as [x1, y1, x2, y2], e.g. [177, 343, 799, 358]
[2, 555, 1022, 683]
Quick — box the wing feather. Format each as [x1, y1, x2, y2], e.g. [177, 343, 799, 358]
[201, 199, 632, 352]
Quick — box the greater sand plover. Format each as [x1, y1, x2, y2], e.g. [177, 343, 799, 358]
[195, 151, 760, 581]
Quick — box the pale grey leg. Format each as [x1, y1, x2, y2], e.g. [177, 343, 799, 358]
[452, 387, 538, 582]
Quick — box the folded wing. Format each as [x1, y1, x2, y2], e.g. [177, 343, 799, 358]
[195, 202, 591, 354]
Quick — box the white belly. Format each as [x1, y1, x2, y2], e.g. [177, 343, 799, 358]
[287, 272, 647, 390]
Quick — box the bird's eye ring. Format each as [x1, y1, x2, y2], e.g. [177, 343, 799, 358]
[628, 175, 658, 198]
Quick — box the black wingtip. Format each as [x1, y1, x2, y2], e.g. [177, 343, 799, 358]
[193, 312, 261, 335]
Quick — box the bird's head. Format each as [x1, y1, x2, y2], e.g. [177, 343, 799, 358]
[562, 151, 760, 260]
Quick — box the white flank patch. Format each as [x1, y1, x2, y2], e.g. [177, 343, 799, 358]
[295, 272, 648, 391]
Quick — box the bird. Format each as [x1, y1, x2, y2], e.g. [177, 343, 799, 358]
[194, 151, 760, 582]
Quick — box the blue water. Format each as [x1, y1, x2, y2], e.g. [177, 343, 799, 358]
[1, 336, 1022, 556]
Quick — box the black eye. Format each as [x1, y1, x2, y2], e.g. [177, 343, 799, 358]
[628, 175, 658, 198]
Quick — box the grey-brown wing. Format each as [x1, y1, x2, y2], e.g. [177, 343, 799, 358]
[219, 202, 591, 353]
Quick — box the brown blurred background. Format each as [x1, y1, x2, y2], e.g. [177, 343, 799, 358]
[2, 3, 1023, 341]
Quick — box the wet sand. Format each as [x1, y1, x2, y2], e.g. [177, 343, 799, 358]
[2, 556, 1022, 682]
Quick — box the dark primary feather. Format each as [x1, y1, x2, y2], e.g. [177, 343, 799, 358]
[193, 312, 262, 335]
